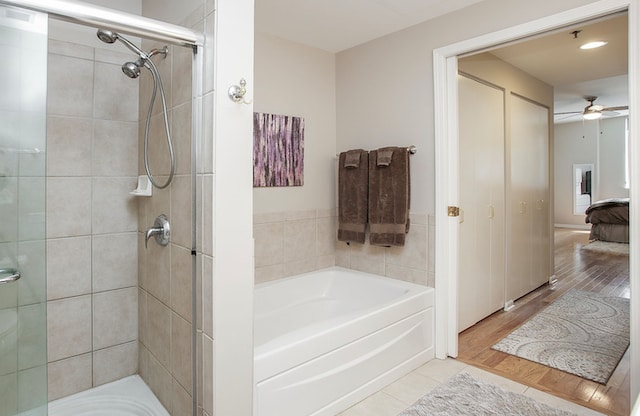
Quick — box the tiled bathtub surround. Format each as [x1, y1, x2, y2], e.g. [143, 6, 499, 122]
[254, 209, 337, 284]
[45, 39, 139, 401]
[337, 213, 435, 287]
[254, 210, 434, 287]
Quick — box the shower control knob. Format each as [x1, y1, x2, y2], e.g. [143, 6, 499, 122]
[145, 214, 170, 248]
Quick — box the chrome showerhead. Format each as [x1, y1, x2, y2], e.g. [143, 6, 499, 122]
[96, 29, 118, 44]
[96, 28, 147, 58]
[122, 59, 144, 79]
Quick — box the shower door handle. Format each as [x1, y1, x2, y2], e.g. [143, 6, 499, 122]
[0, 268, 20, 285]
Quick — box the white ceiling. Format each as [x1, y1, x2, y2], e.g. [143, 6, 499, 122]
[254, 0, 487, 53]
[255, 1, 629, 124]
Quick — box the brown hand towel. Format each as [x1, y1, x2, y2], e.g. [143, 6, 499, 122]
[368, 146, 410, 246]
[376, 148, 394, 166]
[338, 149, 368, 244]
[344, 150, 362, 168]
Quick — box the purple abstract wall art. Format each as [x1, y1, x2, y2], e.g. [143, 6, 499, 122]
[253, 112, 305, 187]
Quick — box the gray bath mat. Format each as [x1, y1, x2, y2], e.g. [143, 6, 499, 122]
[397, 372, 577, 416]
[492, 289, 629, 384]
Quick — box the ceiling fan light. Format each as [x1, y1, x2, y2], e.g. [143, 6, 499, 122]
[580, 41, 608, 50]
[583, 109, 602, 120]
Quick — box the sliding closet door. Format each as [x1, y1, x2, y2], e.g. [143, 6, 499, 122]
[508, 94, 550, 302]
[457, 75, 505, 332]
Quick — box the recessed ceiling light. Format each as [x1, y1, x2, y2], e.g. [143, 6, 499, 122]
[580, 41, 608, 50]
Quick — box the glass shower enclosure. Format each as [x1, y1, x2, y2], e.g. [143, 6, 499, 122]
[0, 5, 49, 416]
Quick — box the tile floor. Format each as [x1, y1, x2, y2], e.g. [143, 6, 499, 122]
[338, 358, 605, 415]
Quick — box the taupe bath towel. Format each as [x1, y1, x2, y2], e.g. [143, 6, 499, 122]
[368, 146, 410, 246]
[338, 149, 368, 244]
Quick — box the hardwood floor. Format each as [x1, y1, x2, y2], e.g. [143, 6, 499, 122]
[457, 228, 630, 416]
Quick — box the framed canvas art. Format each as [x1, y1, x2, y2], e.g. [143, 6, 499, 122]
[253, 112, 304, 187]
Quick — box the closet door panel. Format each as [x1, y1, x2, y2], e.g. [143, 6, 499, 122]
[458, 75, 505, 331]
[509, 95, 550, 301]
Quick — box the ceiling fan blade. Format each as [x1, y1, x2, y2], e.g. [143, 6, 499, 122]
[553, 111, 582, 115]
[602, 105, 628, 111]
[554, 113, 582, 121]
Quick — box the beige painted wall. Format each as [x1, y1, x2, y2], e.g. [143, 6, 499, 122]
[554, 117, 629, 226]
[253, 33, 337, 213]
[335, 0, 599, 213]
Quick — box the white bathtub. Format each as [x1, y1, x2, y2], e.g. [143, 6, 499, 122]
[254, 267, 434, 416]
[48, 375, 169, 416]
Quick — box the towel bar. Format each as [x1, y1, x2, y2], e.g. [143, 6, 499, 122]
[336, 145, 416, 158]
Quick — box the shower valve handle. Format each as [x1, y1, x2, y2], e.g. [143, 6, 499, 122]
[145, 214, 170, 248]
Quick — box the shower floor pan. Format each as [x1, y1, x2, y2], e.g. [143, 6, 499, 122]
[48, 375, 169, 416]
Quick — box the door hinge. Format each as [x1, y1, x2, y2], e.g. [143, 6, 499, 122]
[447, 206, 460, 217]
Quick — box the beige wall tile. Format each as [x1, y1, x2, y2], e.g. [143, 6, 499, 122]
[285, 209, 316, 221]
[93, 287, 138, 350]
[46, 178, 92, 238]
[147, 113, 173, 176]
[144, 237, 171, 304]
[385, 224, 427, 271]
[47, 237, 92, 300]
[254, 264, 285, 285]
[316, 216, 336, 256]
[171, 312, 192, 393]
[172, 378, 193, 416]
[92, 178, 138, 234]
[18, 178, 46, 242]
[349, 255, 385, 276]
[48, 40, 93, 60]
[46, 116, 92, 176]
[93, 341, 138, 387]
[172, 102, 192, 175]
[254, 222, 283, 267]
[17, 303, 46, 371]
[17, 240, 46, 306]
[145, 294, 171, 368]
[385, 265, 428, 286]
[93, 61, 138, 122]
[17, 365, 47, 412]
[201, 174, 214, 256]
[0, 371, 17, 414]
[140, 343, 173, 413]
[284, 219, 316, 263]
[93, 120, 138, 177]
[138, 288, 148, 346]
[47, 295, 92, 362]
[93, 48, 130, 65]
[201, 92, 214, 175]
[47, 54, 93, 117]
[47, 353, 92, 401]
[171, 244, 192, 322]
[284, 258, 317, 277]
[92, 232, 138, 292]
[253, 211, 285, 224]
[172, 46, 193, 107]
[170, 174, 192, 249]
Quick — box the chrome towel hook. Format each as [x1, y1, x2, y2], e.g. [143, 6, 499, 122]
[228, 78, 251, 104]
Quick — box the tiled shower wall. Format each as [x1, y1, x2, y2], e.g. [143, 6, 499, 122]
[254, 210, 435, 287]
[45, 39, 139, 401]
[135, 36, 194, 415]
[136, 4, 215, 415]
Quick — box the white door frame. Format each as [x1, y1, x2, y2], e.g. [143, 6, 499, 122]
[433, 0, 639, 401]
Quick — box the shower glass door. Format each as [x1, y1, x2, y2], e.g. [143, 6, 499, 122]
[0, 5, 48, 416]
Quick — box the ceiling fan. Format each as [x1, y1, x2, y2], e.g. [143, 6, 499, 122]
[554, 96, 628, 121]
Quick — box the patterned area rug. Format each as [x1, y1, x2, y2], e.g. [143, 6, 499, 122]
[581, 240, 629, 255]
[492, 289, 629, 384]
[397, 372, 577, 416]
